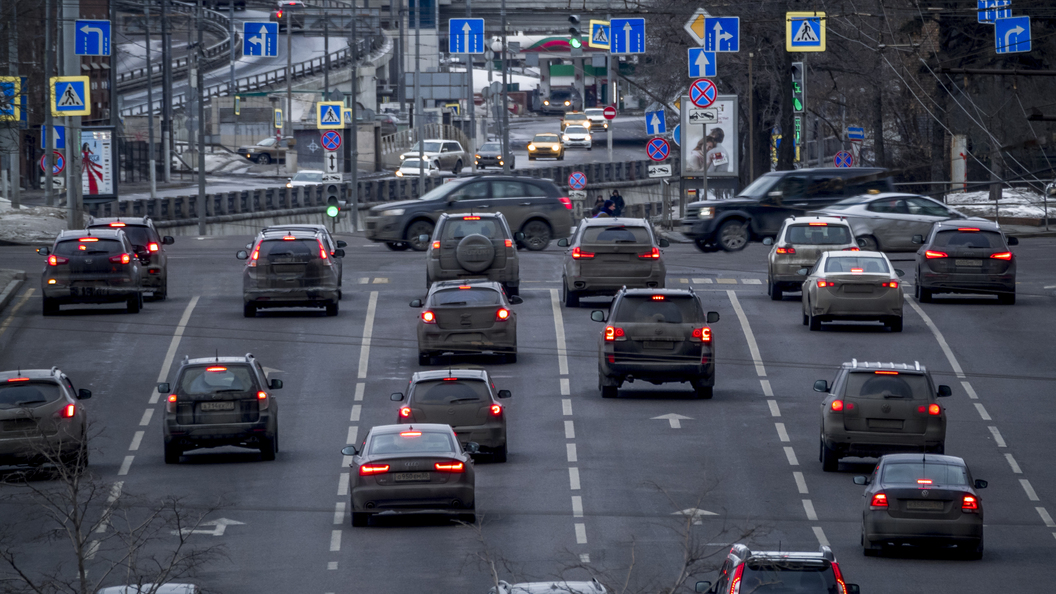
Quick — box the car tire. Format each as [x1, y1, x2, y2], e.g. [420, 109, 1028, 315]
[325, 300, 339, 316]
[259, 436, 277, 461]
[915, 281, 933, 303]
[405, 220, 435, 252]
[808, 309, 822, 331]
[693, 238, 719, 253]
[858, 235, 880, 251]
[42, 297, 59, 316]
[351, 512, 369, 527]
[558, 152, 564, 161]
[154, 281, 167, 301]
[418, 352, 432, 366]
[693, 381, 714, 400]
[494, 442, 508, 463]
[998, 291, 1015, 305]
[256, 154, 271, 165]
[164, 443, 182, 465]
[862, 533, 883, 557]
[562, 279, 580, 307]
[127, 293, 142, 314]
[385, 241, 409, 251]
[717, 219, 749, 252]
[802, 312, 809, 326]
[964, 537, 984, 560]
[453, 159, 463, 174]
[768, 277, 783, 301]
[504, 283, 519, 297]
[243, 303, 257, 318]
[601, 385, 618, 399]
[821, 439, 839, 472]
[888, 316, 903, 332]
[521, 220, 553, 251]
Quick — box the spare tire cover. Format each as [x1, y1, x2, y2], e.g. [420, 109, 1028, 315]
[456, 234, 496, 273]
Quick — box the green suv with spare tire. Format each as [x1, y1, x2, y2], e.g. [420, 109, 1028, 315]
[424, 212, 521, 295]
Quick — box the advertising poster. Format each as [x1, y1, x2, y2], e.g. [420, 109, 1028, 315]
[680, 94, 738, 178]
[81, 127, 117, 201]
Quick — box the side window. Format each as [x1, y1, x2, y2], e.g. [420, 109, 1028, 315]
[806, 176, 846, 198]
[524, 183, 548, 197]
[492, 181, 526, 198]
[450, 182, 491, 201]
[906, 197, 951, 217]
[776, 175, 808, 199]
[866, 198, 900, 214]
[445, 142, 461, 153]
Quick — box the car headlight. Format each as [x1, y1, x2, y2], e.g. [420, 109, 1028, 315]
[474, 154, 481, 159]
[584, 121, 591, 128]
[528, 144, 536, 151]
[562, 135, 570, 142]
[381, 208, 405, 216]
[552, 144, 561, 151]
[286, 182, 293, 188]
[564, 101, 570, 106]
[395, 171, 403, 177]
[544, 100, 550, 105]
[399, 154, 406, 160]
[698, 207, 714, 218]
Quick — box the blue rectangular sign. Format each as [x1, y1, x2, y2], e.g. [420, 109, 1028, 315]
[449, 18, 485, 54]
[688, 48, 716, 78]
[995, 16, 1030, 53]
[243, 22, 279, 57]
[645, 109, 666, 135]
[704, 17, 739, 52]
[610, 18, 646, 54]
[41, 125, 66, 150]
[846, 126, 865, 142]
[977, 0, 1011, 24]
[75, 20, 111, 56]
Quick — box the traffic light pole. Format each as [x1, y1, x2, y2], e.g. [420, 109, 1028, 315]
[146, 4, 156, 200]
[466, 0, 475, 171]
[500, 0, 509, 174]
[197, 0, 207, 236]
[606, 1, 613, 162]
[350, 6, 358, 229]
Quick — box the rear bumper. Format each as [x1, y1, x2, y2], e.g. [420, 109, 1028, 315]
[351, 483, 475, 513]
[566, 271, 666, 296]
[418, 326, 516, 354]
[164, 416, 274, 449]
[0, 432, 83, 462]
[823, 425, 944, 456]
[42, 283, 140, 303]
[244, 287, 338, 307]
[811, 291, 902, 319]
[453, 424, 505, 449]
[919, 272, 1015, 294]
[600, 356, 715, 384]
[864, 511, 983, 543]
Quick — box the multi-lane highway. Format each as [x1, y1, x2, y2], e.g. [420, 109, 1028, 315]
[0, 234, 1054, 593]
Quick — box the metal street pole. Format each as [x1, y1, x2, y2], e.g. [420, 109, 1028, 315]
[415, 0, 423, 185]
[606, 0, 613, 162]
[323, 18, 330, 99]
[230, 0, 238, 146]
[109, 0, 118, 130]
[146, 4, 156, 199]
[500, 0, 509, 173]
[350, 4, 358, 224]
[748, 52, 754, 181]
[162, 0, 172, 183]
[286, 8, 292, 159]
[466, 0, 475, 169]
[197, 0, 206, 235]
[62, 0, 82, 228]
[44, 0, 54, 206]
[397, 0, 405, 116]
[7, 0, 19, 209]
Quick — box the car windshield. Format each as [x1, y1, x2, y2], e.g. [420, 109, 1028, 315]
[480, 142, 500, 152]
[409, 141, 443, 152]
[882, 462, 969, 486]
[738, 560, 839, 593]
[442, 218, 504, 239]
[432, 288, 501, 306]
[565, 126, 588, 135]
[931, 229, 1004, 249]
[54, 238, 123, 256]
[0, 382, 62, 409]
[786, 224, 852, 245]
[178, 366, 256, 395]
[533, 135, 559, 143]
[412, 379, 490, 404]
[368, 430, 458, 455]
[845, 372, 930, 400]
[256, 138, 276, 147]
[89, 225, 152, 247]
[417, 178, 468, 201]
[565, 114, 586, 121]
[736, 172, 781, 199]
[259, 238, 318, 261]
[824, 256, 889, 273]
[583, 225, 651, 244]
[612, 295, 704, 324]
[292, 172, 322, 182]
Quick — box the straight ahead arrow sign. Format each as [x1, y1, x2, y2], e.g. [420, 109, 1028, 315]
[462, 22, 472, 53]
[673, 508, 719, 525]
[652, 413, 693, 429]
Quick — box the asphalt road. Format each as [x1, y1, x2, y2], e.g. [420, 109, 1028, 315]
[1, 234, 1054, 593]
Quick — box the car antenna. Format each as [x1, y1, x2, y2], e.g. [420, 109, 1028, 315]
[215, 349, 219, 362]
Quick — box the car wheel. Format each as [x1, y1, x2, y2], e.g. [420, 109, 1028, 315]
[259, 436, 277, 461]
[915, 280, 933, 303]
[808, 309, 822, 331]
[418, 352, 432, 366]
[562, 279, 580, 307]
[862, 533, 883, 557]
[998, 291, 1015, 305]
[768, 277, 783, 301]
[163, 443, 182, 464]
[802, 312, 809, 326]
[858, 235, 880, 251]
[385, 241, 409, 251]
[503, 350, 517, 364]
[256, 153, 271, 165]
[717, 219, 749, 252]
[325, 300, 339, 316]
[338, 289, 343, 301]
[692, 381, 714, 400]
[558, 152, 564, 161]
[452, 159, 463, 174]
[821, 439, 839, 472]
[154, 281, 167, 301]
[888, 316, 903, 332]
[243, 303, 257, 318]
[521, 220, 553, 251]
[351, 512, 369, 527]
[504, 283, 519, 297]
[127, 294, 141, 314]
[42, 298, 59, 316]
[601, 383, 618, 399]
[964, 537, 984, 560]
[494, 442, 508, 463]
[405, 220, 435, 252]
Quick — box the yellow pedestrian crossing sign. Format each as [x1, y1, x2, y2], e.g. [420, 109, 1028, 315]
[317, 101, 344, 129]
[50, 76, 91, 116]
[786, 12, 826, 52]
[588, 20, 610, 49]
[0, 77, 20, 121]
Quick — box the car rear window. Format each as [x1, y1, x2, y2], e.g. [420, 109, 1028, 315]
[739, 560, 838, 593]
[368, 431, 458, 455]
[432, 288, 500, 306]
[441, 219, 504, 240]
[845, 372, 930, 400]
[412, 379, 490, 404]
[54, 238, 124, 256]
[259, 238, 318, 260]
[178, 366, 256, 395]
[613, 296, 704, 324]
[824, 256, 889, 273]
[786, 224, 852, 245]
[89, 225, 154, 247]
[583, 226, 651, 244]
[882, 462, 969, 486]
[0, 382, 62, 409]
[931, 229, 1003, 249]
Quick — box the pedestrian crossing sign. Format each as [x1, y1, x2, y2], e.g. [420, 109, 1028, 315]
[589, 20, 610, 49]
[0, 77, 19, 121]
[50, 76, 91, 116]
[786, 12, 826, 52]
[317, 101, 344, 129]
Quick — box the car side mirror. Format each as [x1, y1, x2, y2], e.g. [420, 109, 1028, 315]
[762, 237, 774, 246]
[158, 383, 170, 394]
[514, 232, 525, 241]
[418, 234, 430, 242]
[1007, 236, 1019, 246]
[269, 379, 283, 390]
[974, 479, 988, 489]
[814, 380, 829, 393]
[37, 247, 51, 256]
[236, 250, 249, 260]
[246, 242, 253, 250]
[162, 236, 175, 245]
[797, 267, 810, 276]
[846, 585, 860, 594]
[77, 388, 92, 400]
[390, 392, 404, 401]
[894, 269, 905, 277]
[341, 445, 359, 456]
[658, 238, 670, 248]
[590, 310, 606, 322]
[856, 237, 867, 248]
[410, 299, 423, 307]
[497, 389, 512, 399]
[465, 442, 481, 454]
[557, 238, 569, 247]
[509, 295, 523, 305]
[336, 240, 347, 248]
[853, 475, 869, 485]
[707, 311, 719, 323]
[937, 385, 952, 397]
[911, 235, 924, 244]
[333, 249, 345, 258]
[694, 582, 712, 593]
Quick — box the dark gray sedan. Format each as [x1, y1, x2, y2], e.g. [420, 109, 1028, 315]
[913, 220, 1018, 304]
[474, 141, 514, 169]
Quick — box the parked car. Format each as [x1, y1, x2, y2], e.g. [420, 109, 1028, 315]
[395, 158, 442, 178]
[913, 219, 1018, 304]
[399, 139, 467, 174]
[364, 175, 574, 252]
[474, 141, 514, 169]
[86, 217, 174, 301]
[270, 0, 305, 29]
[696, 545, 859, 594]
[37, 229, 147, 315]
[813, 192, 978, 252]
[286, 170, 323, 188]
[681, 167, 894, 252]
[423, 212, 522, 295]
[557, 218, 669, 306]
[237, 136, 295, 165]
[0, 367, 91, 470]
[764, 215, 858, 301]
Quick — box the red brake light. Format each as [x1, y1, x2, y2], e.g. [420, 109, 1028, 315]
[399, 407, 412, 418]
[925, 250, 948, 259]
[148, 242, 160, 252]
[282, 235, 296, 240]
[61, 403, 76, 418]
[870, 492, 889, 508]
[604, 326, 625, 341]
[6, 377, 31, 382]
[359, 463, 389, 475]
[728, 563, 744, 594]
[257, 391, 268, 400]
[990, 251, 1012, 260]
[843, 246, 860, 251]
[463, 216, 481, 220]
[400, 431, 422, 437]
[318, 239, 328, 259]
[831, 399, 844, 412]
[929, 403, 941, 416]
[850, 267, 863, 274]
[962, 494, 979, 511]
[206, 366, 228, 372]
[652, 295, 664, 301]
[572, 247, 594, 259]
[47, 255, 69, 266]
[559, 196, 573, 209]
[496, 308, 510, 320]
[108, 222, 126, 227]
[817, 279, 830, 288]
[831, 562, 849, 594]
[490, 404, 502, 416]
[691, 327, 711, 342]
[167, 394, 177, 402]
[808, 222, 828, 226]
[875, 370, 899, 375]
[458, 285, 471, 289]
[432, 241, 441, 249]
[434, 461, 465, 472]
[108, 253, 131, 265]
[504, 239, 513, 248]
[917, 479, 933, 485]
[776, 246, 796, 254]
[78, 237, 99, 242]
[421, 310, 436, 324]
[882, 280, 899, 288]
[958, 227, 980, 232]
[638, 247, 660, 259]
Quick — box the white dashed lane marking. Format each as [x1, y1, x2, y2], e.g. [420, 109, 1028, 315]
[768, 400, 781, 417]
[1021, 479, 1040, 502]
[564, 420, 575, 439]
[802, 500, 818, 521]
[974, 403, 991, 421]
[783, 447, 799, 466]
[793, 472, 808, 494]
[569, 467, 581, 490]
[129, 431, 144, 451]
[572, 496, 584, 517]
[989, 426, 1007, 447]
[139, 409, 153, 426]
[566, 443, 578, 463]
[775, 423, 790, 442]
[1006, 453, 1023, 474]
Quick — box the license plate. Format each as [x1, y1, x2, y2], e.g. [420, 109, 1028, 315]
[200, 401, 235, 412]
[867, 418, 903, 429]
[844, 285, 874, 294]
[644, 341, 674, 350]
[393, 472, 430, 482]
[73, 287, 96, 296]
[906, 500, 944, 511]
[680, 225, 693, 234]
[955, 259, 982, 267]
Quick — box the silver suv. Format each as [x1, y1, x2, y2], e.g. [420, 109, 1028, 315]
[424, 213, 521, 295]
[0, 367, 92, 470]
[399, 139, 467, 174]
[764, 215, 859, 301]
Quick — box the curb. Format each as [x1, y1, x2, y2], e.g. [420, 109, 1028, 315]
[0, 271, 27, 315]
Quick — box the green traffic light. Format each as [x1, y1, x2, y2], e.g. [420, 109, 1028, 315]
[570, 37, 582, 48]
[793, 98, 803, 111]
[327, 205, 339, 218]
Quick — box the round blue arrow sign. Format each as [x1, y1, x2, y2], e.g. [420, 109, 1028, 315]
[834, 150, 853, 168]
[321, 130, 342, 151]
[568, 171, 587, 190]
[647, 138, 670, 162]
[673, 124, 681, 147]
[689, 78, 717, 109]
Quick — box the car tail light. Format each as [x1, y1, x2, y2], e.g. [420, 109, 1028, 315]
[817, 279, 831, 288]
[317, 239, 330, 262]
[691, 327, 711, 342]
[728, 563, 744, 594]
[257, 391, 267, 400]
[47, 255, 69, 266]
[917, 403, 941, 416]
[990, 251, 1012, 260]
[359, 463, 389, 475]
[496, 308, 510, 321]
[572, 247, 594, 259]
[831, 399, 845, 412]
[60, 403, 75, 418]
[875, 370, 898, 375]
[925, 250, 948, 259]
[490, 404, 502, 416]
[166, 393, 177, 413]
[248, 246, 260, 267]
[458, 285, 472, 289]
[168, 394, 177, 402]
[917, 479, 932, 485]
[463, 216, 481, 220]
[431, 241, 440, 250]
[434, 461, 465, 472]
[257, 390, 270, 410]
[958, 227, 980, 232]
[148, 242, 160, 252]
[651, 295, 664, 301]
[850, 267, 863, 274]
[808, 222, 828, 226]
[638, 247, 661, 259]
[882, 281, 899, 288]
[206, 366, 227, 372]
[421, 310, 436, 324]
[109, 222, 126, 227]
[6, 377, 30, 382]
[399, 407, 412, 418]
[843, 246, 860, 251]
[79, 237, 99, 242]
[282, 235, 296, 240]
[604, 326, 625, 341]
[559, 196, 573, 209]
[400, 431, 422, 437]
[108, 253, 131, 265]
[504, 239, 513, 248]
[962, 494, 979, 512]
[831, 561, 849, 594]
[775, 246, 795, 254]
[870, 492, 889, 508]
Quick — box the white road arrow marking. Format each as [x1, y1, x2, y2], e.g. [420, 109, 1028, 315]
[80, 24, 105, 54]
[652, 413, 692, 429]
[462, 22, 472, 53]
[695, 51, 710, 72]
[174, 518, 245, 537]
[1004, 25, 1024, 50]
[673, 508, 718, 525]
[623, 21, 632, 52]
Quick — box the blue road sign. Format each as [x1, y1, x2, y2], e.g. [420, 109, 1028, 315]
[834, 151, 853, 168]
[647, 138, 670, 162]
[672, 124, 681, 147]
[75, 20, 111, 56]
[847, 126, 865, 142]
[41, 125, 66, 150]
[688, 48, 716, 78]
[703, 17, 739, 53]
[52, 77, 90, 116]
[568, 172, 587, 190]
[449, 18, 486, 54]
[788, 16, 823, 51]
[978, 0, 1011, 24]
[321, 130, 342, 151]
[995, 16, 1030, 54]
[589, 21, 610, 49]
[645, 109, 666, 135]
[243, 22, 278, 57]
[610, 18, 646, 55]
[19, 77, 26, 129]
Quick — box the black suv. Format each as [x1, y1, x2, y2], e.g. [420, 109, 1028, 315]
[591, 288, 719, 399]
[364, 175, 574, 252]
[87, 217, 175, 300]
[159, 354, 282, 464]
[682, 167, 894, 252]
[697, 545, 859, 594]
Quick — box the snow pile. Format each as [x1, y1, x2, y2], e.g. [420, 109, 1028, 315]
[945, 188, 1051, 220]
[0, 201, 69, 245]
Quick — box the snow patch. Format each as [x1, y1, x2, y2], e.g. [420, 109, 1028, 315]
[946, 188, 1051, 220]
[0, 201, 69, 245]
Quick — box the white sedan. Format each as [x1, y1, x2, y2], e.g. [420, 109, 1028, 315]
[395, 159, 441, 177]
[562, 125, 593, 150]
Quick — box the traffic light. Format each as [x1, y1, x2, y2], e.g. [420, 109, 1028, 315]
[325, 184, 341, 218]
[569, 15, 582, 48]
[791, 61, 806, 114]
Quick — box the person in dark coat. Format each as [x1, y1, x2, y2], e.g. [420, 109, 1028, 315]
[593, 199, 616, 217]
[610, 189, 625, 217]
[590, 195, 606, 217]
